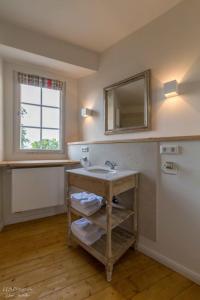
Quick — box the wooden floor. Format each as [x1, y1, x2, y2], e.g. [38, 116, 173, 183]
[0, 214, 199, 300]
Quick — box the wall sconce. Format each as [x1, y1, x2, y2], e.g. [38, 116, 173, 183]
[164, 80, 178, 98]
[81, 108, 93, 118]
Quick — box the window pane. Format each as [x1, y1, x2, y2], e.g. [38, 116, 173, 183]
[20, 127, 40, 149]
[42, 129, 60, 150]
[21, 84, 40, 104]
[42, 88, 60, 107]
[42, 107, 60, 128]
[21, 104, 41, 127]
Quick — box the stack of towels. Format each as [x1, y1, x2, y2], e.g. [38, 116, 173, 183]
[71, 192, 103, 216]
[71, 218, 105, 245]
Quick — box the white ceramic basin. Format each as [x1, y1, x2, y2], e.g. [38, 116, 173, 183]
[86, 166, 117, 174]
[68, 167, 138, 181]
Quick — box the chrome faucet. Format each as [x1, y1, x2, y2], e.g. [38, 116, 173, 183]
[105, 160, 118, 170]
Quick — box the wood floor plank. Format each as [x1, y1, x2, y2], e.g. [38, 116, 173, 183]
[27, 250, 155, 300]
[128, 263, 172, 292]
[0, 251, 99, 290]
[0, 248, 81, 282]
[131, 273, 193, 300]
[84, 286, 127, 300]
[28, 257, 103, 299]
[0, 214, 199, 300]
[0, 242, 67, 271]
[173, 284, 200, 300]
[111, 277, 138, 299]
[39, 272, 109, 300]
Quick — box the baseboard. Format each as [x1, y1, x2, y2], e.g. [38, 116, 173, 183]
[138, 243, 200, 285]
[4, 206, 66, 226]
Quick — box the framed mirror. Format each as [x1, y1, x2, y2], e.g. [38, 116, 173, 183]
[104, 69, 151, 135]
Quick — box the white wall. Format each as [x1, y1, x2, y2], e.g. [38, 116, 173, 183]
[0, 58, 3, 160]
[0, 20, 99, 71]
[0, 57, 3, 229]
[139, 141, 200, 284]
[78, 0, 200, 141]
[3, 61, 79, 160]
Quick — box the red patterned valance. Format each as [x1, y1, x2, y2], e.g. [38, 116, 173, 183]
[18, 72, 64, 91]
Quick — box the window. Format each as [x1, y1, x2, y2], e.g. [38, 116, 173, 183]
[16, 72, 64, 151]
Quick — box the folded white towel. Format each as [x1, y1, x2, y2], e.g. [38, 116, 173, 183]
[71, 192, 103, 208]
[71, 218, 99, 237]
[80, 194, 103, 208]
[72, 227, 103, 245]
[71, 217, 91, 230]
[71, 218, 105, 245]
[71, 192, 89, 201]
[71, 192, 103, 216]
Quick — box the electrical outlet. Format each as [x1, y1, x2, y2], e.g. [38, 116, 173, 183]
[81, 146, 90, 164]
[160, 145, 180, 154]
[81, 146, 89, 153]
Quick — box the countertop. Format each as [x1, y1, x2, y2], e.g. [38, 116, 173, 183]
[67, 167, 138, 182]
[0, 160, 80, 168]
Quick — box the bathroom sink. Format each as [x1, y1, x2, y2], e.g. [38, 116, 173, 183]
[86, 166, 117, 174]
[68, 167, 138, 181]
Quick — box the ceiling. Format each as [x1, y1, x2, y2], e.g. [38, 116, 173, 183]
[0, 0, 182, 52]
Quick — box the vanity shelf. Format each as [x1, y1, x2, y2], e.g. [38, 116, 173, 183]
[71, 206, 134, 230]
[66, 167, 139, 281]
[71, 226, 136, 265]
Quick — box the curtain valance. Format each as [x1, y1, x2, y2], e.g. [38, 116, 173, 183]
[18, 72, 64, 91]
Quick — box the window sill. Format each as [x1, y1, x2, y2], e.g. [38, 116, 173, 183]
[16, 149, 65, 154]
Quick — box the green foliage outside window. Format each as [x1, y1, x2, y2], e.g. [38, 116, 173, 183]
[21, 129, 59, 150]
[21, 128, 30, 148]
[31, 139, 59, 150]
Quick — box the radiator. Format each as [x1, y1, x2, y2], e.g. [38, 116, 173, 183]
[11, 167, 65, 213]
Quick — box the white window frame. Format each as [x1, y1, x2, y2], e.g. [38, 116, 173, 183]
[14, 72, 65, 154]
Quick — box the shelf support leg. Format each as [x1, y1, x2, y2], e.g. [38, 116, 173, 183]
[66, 185, 72, 247]
[106, 262, 113, 282]
[105, 190, 113, 281]
[132, 174, 139, 249]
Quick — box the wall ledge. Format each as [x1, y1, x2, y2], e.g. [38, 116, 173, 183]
[67, 135, 200, 145]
